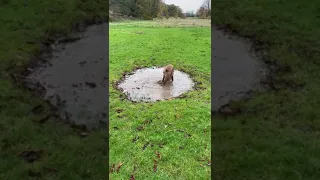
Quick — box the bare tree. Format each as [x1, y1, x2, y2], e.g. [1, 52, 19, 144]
[196, 0, 211, 18]
[203, 0, 211, 11]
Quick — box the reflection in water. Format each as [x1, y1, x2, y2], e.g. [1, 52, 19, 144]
[161, 82, 173, 99]
[118, 67, 194, 102]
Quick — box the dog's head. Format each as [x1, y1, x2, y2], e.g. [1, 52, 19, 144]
[163, 68, 168, 76]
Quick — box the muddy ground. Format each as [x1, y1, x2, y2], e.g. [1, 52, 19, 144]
[212, 24, 303, 115]
[21, 21, 277, 128]
[24, 23, 108, 129]
[117, 67, 194, 102]
[212, 26, 269, 112]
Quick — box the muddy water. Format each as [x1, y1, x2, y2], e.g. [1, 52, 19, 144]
[24, 22, 267, 127]
[212, 27, 268, 111]
[117, 68, 194, 102]
[25, 23, 108, 129]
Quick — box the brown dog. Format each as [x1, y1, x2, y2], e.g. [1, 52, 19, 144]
[162, 64, 174, 85]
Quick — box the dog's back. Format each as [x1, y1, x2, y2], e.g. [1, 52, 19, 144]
[162, 64, 174, 84]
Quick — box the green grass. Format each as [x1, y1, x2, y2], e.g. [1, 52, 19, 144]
[3, 0, 319, 179]
[109, 20, 211, 179]
[212, 1, 320, 179]
[0, 1, 108, 179]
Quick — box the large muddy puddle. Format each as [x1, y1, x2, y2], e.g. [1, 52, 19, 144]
[117, 67, 194, 102]
[212, 26, 268, 111]
[25, 23, 108, 129]
[24, 22, 269, 127]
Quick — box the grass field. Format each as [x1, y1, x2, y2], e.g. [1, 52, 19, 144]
[2, 0, 319, 179]
[109, 19, 211, 179]
[212, 1, 320, 179]
[0, 1, 108, 179]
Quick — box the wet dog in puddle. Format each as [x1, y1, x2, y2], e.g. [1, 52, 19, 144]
[159, 64, 174, 85]
[118, 64, 194, 102]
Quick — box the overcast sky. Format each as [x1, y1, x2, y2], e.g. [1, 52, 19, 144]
[164, 0, 204, 13]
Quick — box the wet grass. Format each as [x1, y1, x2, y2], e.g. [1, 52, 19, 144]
[212, 1, 320, 179]
[0, 1, 108, 179]
[109, 20, 211, 179]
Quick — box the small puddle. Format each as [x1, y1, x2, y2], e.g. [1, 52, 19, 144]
[25, 23, 108, 129]
[117, 67, 194, 102]
[212, 27, 268, 111]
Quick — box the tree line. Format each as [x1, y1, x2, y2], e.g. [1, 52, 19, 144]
[109, 0, 211, 20]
